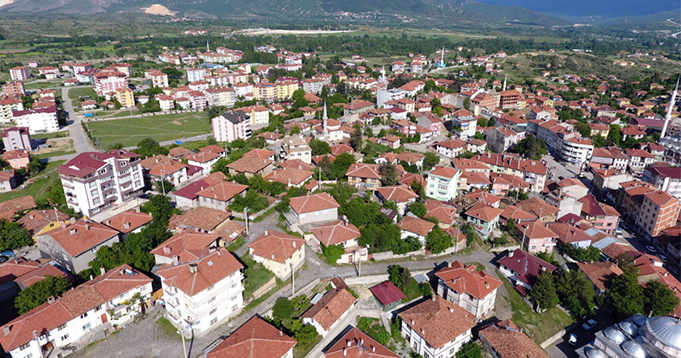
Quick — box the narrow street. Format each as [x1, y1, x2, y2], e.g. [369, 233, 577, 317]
[62, 86, 97, 154]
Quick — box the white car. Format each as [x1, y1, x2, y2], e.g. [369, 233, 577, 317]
[659, 254, 668, 263]
[569, 334, 578, 346]
[646, 246, 657, 253]
[582, 319, 597, 330]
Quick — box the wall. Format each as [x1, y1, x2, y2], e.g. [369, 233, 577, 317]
[251, 277, 276, 299]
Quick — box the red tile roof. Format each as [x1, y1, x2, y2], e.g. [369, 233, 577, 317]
[576, 261, 623, 291]
[150, 232, 219, 263]
[103, 209, 153, 234]
[398, 296, 475, 349]
[465, 203, 503, 223]
[289, 193, 340, 214]
[301, 288, 356, 331]
[497, 249, 556, 289]
[227, 156, 273, 174]
[157, 248, 242, 297]
[310, 220, 360, 247]
[248, 230, 306, 264]
[428, 166, 459, 179]
[346, 163, 381, 180]
[0, 196, 36, 220]
[265, 168, 313, 186]
[13, 263, 71, 288]
[478, 320, 550, 358]
[324, 327, 399, 358]
[207, 315, 297, 358]
[197, 181, 249, 202]
[17, 209, 70, 234]
[169, 206, 231, 231]
[435, 261, 502, 300]
[41, 219, 119, 256]
[0, 258, 40, 285]
[376, 185, 418, 203]
[398, 215, 436, 237]
[369, 281, 406, 306]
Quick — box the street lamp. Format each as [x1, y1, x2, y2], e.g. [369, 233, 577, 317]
[176, 330, 187, 358]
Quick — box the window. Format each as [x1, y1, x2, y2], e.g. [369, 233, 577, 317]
[232, 304, 239, 311]
[210, 318, 218, 325]
[208, 296, 216, 303]
[93, 198, 101, 205]
[89, 181, 97, 189]
[231, 295, 238, 301]
[80, 313, 88, 319]
[58, 324, 66, 331]
[61, 334, 69, 341]
[82, 322, 91, 331]
[210, 308, 217, 315]
[24, 354, 33, 358]
[19, 343, 30, 351]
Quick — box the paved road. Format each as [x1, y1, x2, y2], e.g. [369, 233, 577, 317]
[62, 86, 97, 154]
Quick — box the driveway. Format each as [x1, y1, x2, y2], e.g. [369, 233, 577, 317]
[62, 86, 97, 154]
[234, 212, 281, 257]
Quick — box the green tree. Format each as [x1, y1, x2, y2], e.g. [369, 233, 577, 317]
[350, 124, 363, 151]
[272, 298, 295, 323]
[554, 270, 595, 320]
[507, 218, 516, 232]
[321, 244, 345, 264]
[290, 126, 301, 135]
[135, 137, 168, 157]
[379, 162, 399, 186]
[309, 139, 331, 156]
[331, 152, 356, 179]
[0, 221, 33, 251]
[528, 270, 558, 311]
[477, 117, 488, 128]
[423, 151, 440, 169]
[409, 202, 427, 218]
[425, 227, 452, 255]
[463, 97, 471, 111]
[607, 125, 622, 147]
[644, 281, 680, 317]
[605, 269, 645, 319]
[508, 135, 547, 160]
[15, 276, 70, 314]
[372, 117, 382, 126]
[357, 317, 391, 346]
[456, 342, 483, 358]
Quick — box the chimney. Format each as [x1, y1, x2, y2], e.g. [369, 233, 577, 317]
[347, 339, 352, 347]
[272, 254, 275, 260]
[85, 224, 90, 231]
[279, 330, 283, 337]
[61, 222, 66, 229]
[164, 246, 171, 254]
[217, 250, 222, 257]
[135, 206, 141, 213]
[106, 220, 111, 226]
[541, 265, 546, 271]
[449, 307, 454, 313]
[123, 222, 130, 230]
[3, 327, 9, 336]
[70, 229, 77, 235]
[431, 295, 436, 302]
[100, 267, 106, 275]
[421, 328, 425, 334]
[173, 255, 179, 265]
[508, 250, 514, 258]
[372, 346, 375, 352]
[343, 348, 347, 356]
[189, 263, 198, 273]
[411, 319, 414, 325]
[265, 230, 269, 236]
[47, 296, 56, 304]
[485, 282, 490, 289]
[293, 242, 296, 248]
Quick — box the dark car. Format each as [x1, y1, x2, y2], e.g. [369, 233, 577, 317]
[0, 256, 9, 264]
[558, 176, 565, 181]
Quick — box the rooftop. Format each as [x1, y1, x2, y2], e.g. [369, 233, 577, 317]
[398, 296, 475, 349]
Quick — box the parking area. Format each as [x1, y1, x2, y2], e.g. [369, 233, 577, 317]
[545, 309, 620, 358]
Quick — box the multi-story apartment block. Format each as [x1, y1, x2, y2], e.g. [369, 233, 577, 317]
[426, 166, 461, 201]
[2, 127, 31, 151]
[94, 72, 128, 96]
[302, 79, 326, 94]
[498, 90, 521, 110]
[626, 149, 656, 173]
[115, 87, 135, 109]
[0, 97, 24, 123]
[157, 248, 244, 336]
[211, 111, 252, 143]
[36, 218, 120, 273]
[2, 81, 25, 98]
[186, 68, 207, 82]
[0, 265, 152, 358]
[636, 190, 681, 238]
[253, 82, 277, 102]
[57, 151, 144, 217]
[280, 135, 312, 163]
[232, 82, 253, 97]
[9, 66, 30, 81]
[435, 261, 502, 320]
[474, 153, 547, 193]
[234, 105, 269, 126]
[643, 165, 681, 200]
[149, 70, 169, 88]
[12, 106, 59, 134]
[205, 87, 236, 108]
[276, 80, 300, 100]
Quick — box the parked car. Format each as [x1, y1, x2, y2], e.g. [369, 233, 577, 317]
[582, 319, 597, 330]
[558, 176, 565, 181]
[668, 266, 680, 275]
[0, 255, 8, 264]
[658, 254, 668, 263]
[646, 246, 657, 253]
[569, 334, 578, 346]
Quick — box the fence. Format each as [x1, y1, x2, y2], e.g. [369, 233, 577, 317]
[251, 277, 277, 300]
[231, 199, 280, 221]
[489, 245, 521, 253]
[369, 245, 459, 262]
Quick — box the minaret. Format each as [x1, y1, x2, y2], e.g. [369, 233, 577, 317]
[661, 76, 679, 140]
[322, 102, 329, 137]
[441, 46, 445, 66]
[206, 41, 209, 52]
[503, 74, 507, 92]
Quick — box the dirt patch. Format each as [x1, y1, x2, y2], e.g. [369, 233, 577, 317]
[141, 4, 176, 16]
[170, 120, 182, 125]
[34, 138, 75, 155]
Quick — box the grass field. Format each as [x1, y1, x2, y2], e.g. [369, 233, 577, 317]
[68, 87, 97, 100]
[0, 160, 65, 203]
[31, 131, 70, 140]
[86, 113, 212, 148]
[497, 272, 574, 344]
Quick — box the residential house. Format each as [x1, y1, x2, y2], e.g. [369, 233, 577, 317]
[309, 219, 362, 264]
[517, 198, 560, 223]
[197, 181, 249, 211]
[424, 200, 457, 228]
[473, 153, 547, 193]
[590, 147, 629, 171]
[486, 127, 519, 153]
[435, 261, 502, 320]
[281, 135, 312, 164]
[398, 215, 436, 244]
[545, 178, 588, 218]
[478, 320, 550, 358]
[184, 151, 222, 175]
[226, 155, 274, 178]
[376, 185, 418, 215]
[643, 165, 681, 200]
[17, 209, 71, 241]
[36, 219, 120, 273]
[346, 163, 382, 190]
[369, 281, 407, 312]
[206, 316, 297, 358]
[576, 261, 623, 296]
[463, 203, 504, 239]
[547, 222, 592, 249]
[286, 193, 340, 229]
[626, 149, 655, 173]
[249, 230, 306, 280]
[0, 265, 152, 358]
[399, 296, 475, 358]
[102, 209, 153, 240]
[426, 166, 461, 201]
[324, 327, 399, 358]
[434, 140, 466, 158]
[516, 220, 558, 254]
[301, 288, 356, 337]
[591, 169, 633, 193]
[497, 249, 556, 298]
[636, 190, 680, 238]
[3, 150, 30, 169]
[157, 248, 244, 336]
[150, 232, 220, 265]
[1, 127, 31, 151]
[578, 194, 620, 234]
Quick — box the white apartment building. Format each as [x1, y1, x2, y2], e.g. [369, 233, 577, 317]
[12, 107, 59, 134]
[399, 296, 475, 358]
[57, 150, 145, 217]
[376, 88, 406, 108]
[211, 111, 252, 143]
[0, 97, 24, 123]
[0, 265, 152, 358]
[149, 71, 169, 88]
[435, 261, 502, 320]
[94, 72, 127, 96]
[426, 166, 461, 201]
[561, 136, 594, 165]
[235, 106, 269, 126]
[205, 87, 237, 108]
[280, 135, 312, 164]
[157, 248, 245, 336]
[9, 66, 30, 81]
[186, 68, 208, 82]
[233, 82, 254, 97]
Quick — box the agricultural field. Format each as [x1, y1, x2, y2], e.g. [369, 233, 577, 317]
[85, 113, 213, 148]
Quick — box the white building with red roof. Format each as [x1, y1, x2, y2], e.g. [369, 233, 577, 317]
[309, 219, 363, 264]
[302, 288, 356, 336]
[248, 230, 306, 279]
[497, 249, 556, 297]
[435, 261, 502, 319]
[57, 151, 144, 217]
[286, 193, 340, 227]
[157, 248, 244, 336]
[207, 315, 297, 358]
[426, 166, 461, 201]
[102, 208, 153, 240]
[0, 265, 152, 358]
[375, 185, 419, 215]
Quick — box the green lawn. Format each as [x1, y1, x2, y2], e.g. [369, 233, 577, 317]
[0, 160, 65, 203]
[85, 113, 212, 148]
[68, 87, 97, 100]
[496, 273, 574, 344]
[242, 256, 275, 298]
[31, 132, 70, 140]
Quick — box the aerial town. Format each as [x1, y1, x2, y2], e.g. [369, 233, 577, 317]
[0, 28, 680, 358]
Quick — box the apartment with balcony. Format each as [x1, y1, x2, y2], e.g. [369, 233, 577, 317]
[426, 166, 461, 201]
[57, 151, 144, 217]
[636, 190, 681, 238]
[211, 111, 252, 143]
[157, 248, 244, 336]
[473, 153, 547, 193]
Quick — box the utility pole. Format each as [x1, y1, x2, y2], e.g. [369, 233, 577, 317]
[291, 263, 295, 295]
[244, 208, 249, 235]
[54, 206, 60, 226]
[161, 167, 166, 195]
[177, 330, 187, 358]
